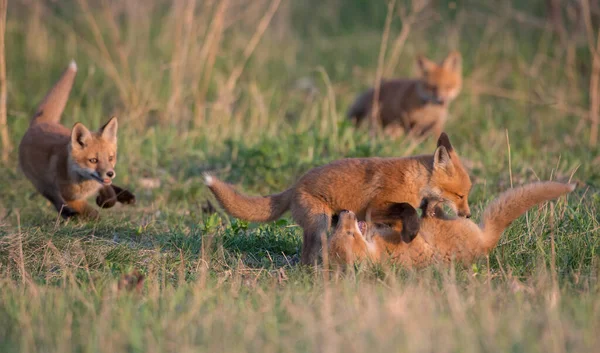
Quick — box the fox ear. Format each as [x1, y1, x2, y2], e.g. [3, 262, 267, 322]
[385, 203, 418, 219]
[99, 116, 118, 144]
[442, 51, 462, 73]
[433, 146, 454, 173]
[71, 123, 92, 149]
[436, 132, 454, 152]
[417, 55, 437, 75]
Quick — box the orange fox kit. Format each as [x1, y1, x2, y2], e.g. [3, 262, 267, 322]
[18, 61, 135, 219]
[329, 182, 575, 267]
[205, 133, 472, 265]
[348, 51, 462, 138]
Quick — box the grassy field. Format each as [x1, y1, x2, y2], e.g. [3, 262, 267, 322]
[0, 0, 599, 352]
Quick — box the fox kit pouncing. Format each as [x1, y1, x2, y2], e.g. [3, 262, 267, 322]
[328, 182, 575, 267]
[348, 51, 462, 138]
[204, 133, 472, 265]
[18, 61, 135, 219]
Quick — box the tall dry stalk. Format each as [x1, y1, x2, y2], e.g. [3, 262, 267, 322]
[167, 0, 196, 123]
[193, 0, 228, 126]
[589, 32, 600, 147]
[384, 0, 428, 76]
[0, 0, 9, 163]
[370, 0, 396, 139]
[582, 0, 600, 146]
[224, 0, 282, 93]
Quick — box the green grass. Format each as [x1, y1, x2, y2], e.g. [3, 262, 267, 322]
[0, 0, 600, 352]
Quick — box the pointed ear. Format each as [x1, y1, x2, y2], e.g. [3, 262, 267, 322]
[417, 55, 437, 75]
[99, 116, 118, 144]
[433, 146, 454, 173]
[71, 123, 92, 149]
[436, 132, 454, 152]
[442, 51, 462, 73]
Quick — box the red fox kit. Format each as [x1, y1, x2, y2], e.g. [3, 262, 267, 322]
[205, 133, 472, 265]
[18, 61, 135, 219]
[348, 51, 462, 138]
[328, 182, 575, 266]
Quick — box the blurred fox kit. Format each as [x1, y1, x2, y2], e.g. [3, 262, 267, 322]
[205, 133, 472, 265]
[328, 182, 575, 267]
[348, 51, 462, 138]
[18, 61, 135, 219]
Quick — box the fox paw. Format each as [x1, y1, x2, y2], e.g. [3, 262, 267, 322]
[96, 194, 118, 208]
[116, 189, 136, 205]
[59, 207, 78, 219]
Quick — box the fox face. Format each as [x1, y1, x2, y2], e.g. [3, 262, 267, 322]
[69, 117, 118, 185]
[331, 210, 371, 262]
[428, 133, 472, 218]
[416, 51, 462, 105]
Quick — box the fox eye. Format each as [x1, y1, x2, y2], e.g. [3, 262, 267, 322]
[89, 158, 98, 164]
[108, 155, 114, 162]
[455, 193, 464, 200]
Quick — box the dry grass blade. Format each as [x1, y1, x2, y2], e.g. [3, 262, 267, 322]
[224, 0, 282, 93]
[76, 0, 131, 105]
[581, 0, 600, 146]
[468, 82, 591, 120]
[194, 0, 228, 126]
[167, 0, 197, 122]
[384, 0, 427, 76]
[0, 0, 9, 163]
[370, 0, 396, 140]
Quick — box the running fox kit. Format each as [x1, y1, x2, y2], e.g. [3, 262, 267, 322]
[348, 51, 462, 138]
[18, 61, 135, 219]
[205, 133, 472, 265]
[328, 182, 575, 266]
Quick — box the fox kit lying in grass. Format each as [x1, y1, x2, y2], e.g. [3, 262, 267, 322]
[348, 51, 462, 138]
[328, 182, 575, 267]
[204, 133, 472, 265]
[18, 61, 135, 219]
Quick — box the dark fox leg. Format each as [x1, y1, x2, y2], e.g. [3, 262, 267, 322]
[96, 185, 136, 208]
[67, 199, 100, 219]
[301, 214, 331, 266]
[41, 189, 77, 219]
[112, 185, 136, 204]
[293, 194, 332, 265]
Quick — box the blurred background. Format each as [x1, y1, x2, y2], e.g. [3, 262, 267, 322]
[0, 5, 599, 352]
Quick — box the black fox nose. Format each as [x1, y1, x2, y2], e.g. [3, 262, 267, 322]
[106, 171, 114, 178]
[465, 213, 471, 219]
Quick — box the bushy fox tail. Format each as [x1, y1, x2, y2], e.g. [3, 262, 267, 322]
[479, 181, 575, 252]
[203, 174, 293, 222]
[31, 60, 77, 126]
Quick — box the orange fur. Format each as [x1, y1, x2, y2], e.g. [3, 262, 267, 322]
[329, 182, 575, 267]
[348, 51, 462, 138]
[18, 61, 135, 219]
[205, 133, 472, 265]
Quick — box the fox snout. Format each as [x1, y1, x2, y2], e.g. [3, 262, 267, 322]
[339, 210, 356, 220]
[458, 207, 471, 218]
[97, 169, 116, 185]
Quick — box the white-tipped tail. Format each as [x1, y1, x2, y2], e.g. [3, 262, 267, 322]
[31, 61, 78, 126]
[203, 173, 214, 186]
[479, 181, 575, 251]
[205, 176, 294, 222]
[69, 60, 77, 72]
